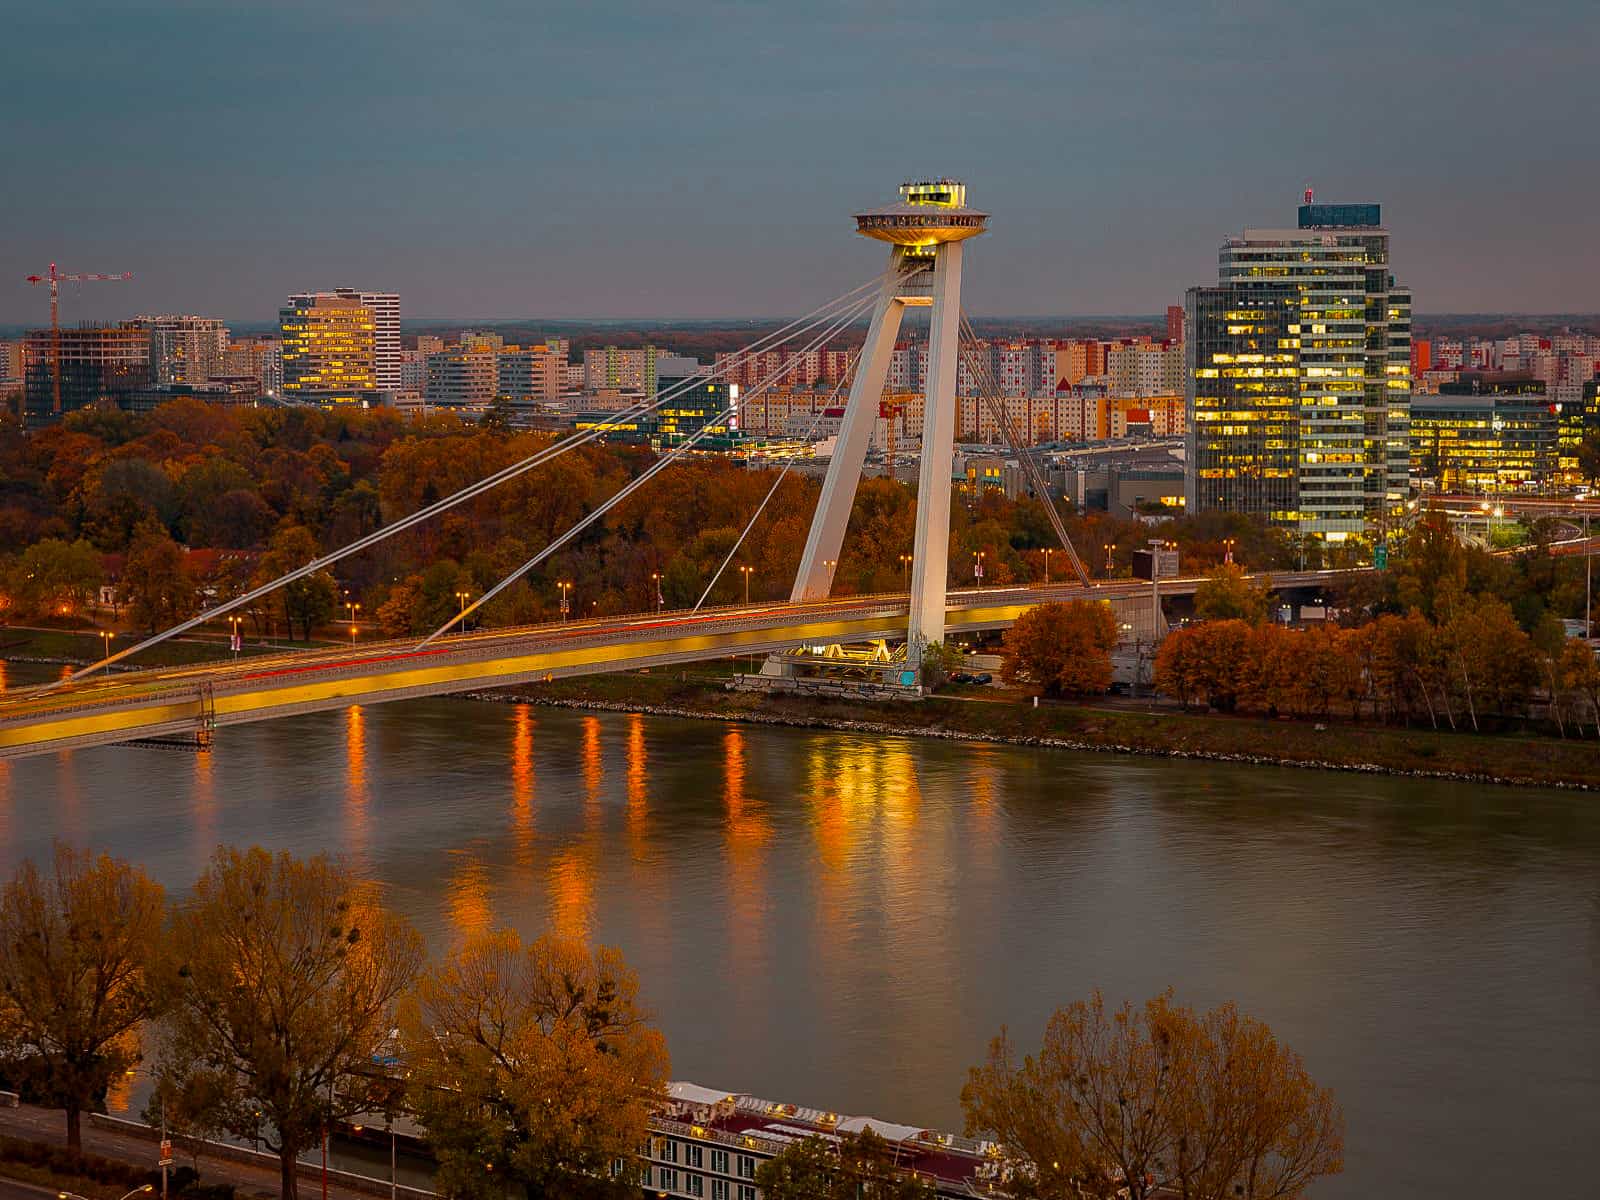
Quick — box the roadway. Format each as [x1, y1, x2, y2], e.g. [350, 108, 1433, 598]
[0, 570, 1348, 760]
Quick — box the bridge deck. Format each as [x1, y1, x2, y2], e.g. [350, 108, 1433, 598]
[0, 572, 1344, 760]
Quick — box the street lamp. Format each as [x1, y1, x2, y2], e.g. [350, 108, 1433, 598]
[739, 565, 754, 606]
[345, 601, 361, 644]
[1223, 537, 1236, 565]
[1042, 546, 1052, 584]
[455, 590, 471, 633]
[97, 628, 114, 668]
[228, 614, 243, 659]
[62, 1189, 153, 1200]
[650, 571, 663, 613]
[973, 550, 985, 585]
[557, 581, 572, 621]
[899, 553, 912, 589]
[350, 1122, 399, 1200]
[1103, 542, 1114, 578]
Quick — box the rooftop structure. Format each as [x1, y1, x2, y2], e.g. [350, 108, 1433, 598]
[653, 1079, 998, 1198]
[854, 179, 988, 246]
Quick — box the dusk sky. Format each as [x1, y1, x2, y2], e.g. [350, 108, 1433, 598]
[3, 0, 1596, 324]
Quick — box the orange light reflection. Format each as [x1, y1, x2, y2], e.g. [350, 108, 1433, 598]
[446, 850, 493, 942]
[509, 704, 537, 885]
[723, 726, 770, 976]
[344, 705, 369, 871]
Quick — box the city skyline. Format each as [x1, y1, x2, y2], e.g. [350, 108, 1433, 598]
[4, 1, 1598, 324]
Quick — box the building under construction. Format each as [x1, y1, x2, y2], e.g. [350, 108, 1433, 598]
[23, 322, 150, 427]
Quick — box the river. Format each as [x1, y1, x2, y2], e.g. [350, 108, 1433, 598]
[2, 660, 1597, 1197]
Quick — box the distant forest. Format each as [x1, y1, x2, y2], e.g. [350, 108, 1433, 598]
[4, 313, 1595, 359]
[404, 313, 1600, 361]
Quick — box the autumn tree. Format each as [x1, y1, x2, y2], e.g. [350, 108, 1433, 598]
[1436, 593, 1535, 730]
[1578, 432, 1600, 489]
[123, 525, 194, 633]
[403, 929, 670, 1200]
[756, 1130, 933, 1200]
[1154, 620, 1254, 711]
[1559, 639, 1600, 736]
[919, 640, 965, 688]
[1394, 507, 1466, 620]
[1002, 601, 1120, 696]
[961, 991, 1343, 1200]
[0, 844, 166, 1150]
[151, 847, 423, 1200]
[8, 538, 102, 618]
[1193, 563, 1273, 625]
[257, 523, 337, 641]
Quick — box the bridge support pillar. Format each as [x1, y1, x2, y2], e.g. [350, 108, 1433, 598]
[905, 240, 962, 670]
[790, 251, 911, 602]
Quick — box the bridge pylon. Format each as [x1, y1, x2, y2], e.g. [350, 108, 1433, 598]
[784, 180, 988, 682]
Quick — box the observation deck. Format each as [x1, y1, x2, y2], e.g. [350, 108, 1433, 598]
[854, 179, 988, 246]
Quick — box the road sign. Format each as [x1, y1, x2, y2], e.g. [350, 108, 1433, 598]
[159, 1139, 173, 1167]
[1375, 544, 1388, 570]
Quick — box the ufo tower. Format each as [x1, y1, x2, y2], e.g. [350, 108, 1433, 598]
[788, 180, 988, 674]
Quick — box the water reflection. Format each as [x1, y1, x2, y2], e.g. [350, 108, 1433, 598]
[192, 751, 216, 872]
[0, 691, 1596, 1200]
[340, 706, 370, 872]
[446, 848, 492, 942]
[104, 1067, 136, 1116]
[509, 704, 537, 886]
[723, 726, 770, 980]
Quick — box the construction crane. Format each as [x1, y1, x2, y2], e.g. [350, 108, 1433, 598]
[24, 262, 133, 415]
[880, 392, 912, 482]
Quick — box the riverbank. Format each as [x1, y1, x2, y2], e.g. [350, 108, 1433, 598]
[467, 670, 1600, 790]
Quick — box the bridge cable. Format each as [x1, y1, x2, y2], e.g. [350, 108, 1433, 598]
[957, 313, 1093, 586]
[35, 275, 888, 692]
[417, 289, 883, 645]
[691, 346, 863, 611]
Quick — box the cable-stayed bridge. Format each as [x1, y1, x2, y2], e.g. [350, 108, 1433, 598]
[0, 571, 1349, 760]
[0, 180, 1364, 759]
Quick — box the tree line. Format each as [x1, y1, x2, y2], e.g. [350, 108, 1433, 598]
[0, 842, 1345, 1200]
[997, 508, 1600, 738]
[4, 398, 1361, 644]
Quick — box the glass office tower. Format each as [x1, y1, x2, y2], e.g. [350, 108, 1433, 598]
[1186, 201, 1411, 541]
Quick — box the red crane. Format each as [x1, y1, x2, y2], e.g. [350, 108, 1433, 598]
[24, 262, 133, 415]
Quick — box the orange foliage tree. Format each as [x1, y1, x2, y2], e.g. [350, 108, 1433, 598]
[1002, 601, 1120, 696]
[962, 990, 1343, 1200]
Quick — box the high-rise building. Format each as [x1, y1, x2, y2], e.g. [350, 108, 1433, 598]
[1412, 373, 1554, 492]
[325, 288, 400, 391]
[1042, 339, 1105, 391]
[497, 346, 562, 403]
[140, 315, 230, 386]
[223, 336, 283, 395]
[0, 340, 23, 391]
[1106, 338, 1183, 398]
[1166, 305, 1185, 343]
[1186, 198, 1411, 539]
[22, 322, 151, 426]
[279, 293, 377, 403]
[425, 347, 498, 408]
[583, 345, 674, 393]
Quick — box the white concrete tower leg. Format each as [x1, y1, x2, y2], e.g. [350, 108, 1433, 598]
[906, 241, 963, 665]
[788, 250, 907, 602]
